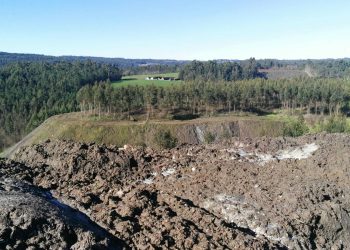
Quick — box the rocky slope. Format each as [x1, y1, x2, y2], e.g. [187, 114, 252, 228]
[1, 133, 350, 249]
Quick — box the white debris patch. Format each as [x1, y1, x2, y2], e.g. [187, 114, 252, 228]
[142, 173, 158, 185]
[226, 143, 319, 165]
[256, 153, 274, 163]
[233, 141, 245, 148]
[229, 149, 274, 166]
[143, 178, 154, 185]
[195, 126, 205, 143]
[237, 149, 249, 157]
[276, 143, 319, 160]
[162, 168, 176, 176]
[203, 194, 300, 248]
[118, 144, 132, 151]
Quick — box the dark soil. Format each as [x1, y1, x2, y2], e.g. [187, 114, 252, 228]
[1, 133, 350, 249]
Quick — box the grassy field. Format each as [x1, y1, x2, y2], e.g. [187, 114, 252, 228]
[112, 73, 182, 88]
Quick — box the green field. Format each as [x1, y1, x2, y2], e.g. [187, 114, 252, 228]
[112, 73, 182, 88]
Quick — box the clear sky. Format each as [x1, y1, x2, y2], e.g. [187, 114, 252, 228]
[1, 0, 350, 60]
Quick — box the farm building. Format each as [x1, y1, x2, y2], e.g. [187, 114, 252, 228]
[145, 76, 179, 81]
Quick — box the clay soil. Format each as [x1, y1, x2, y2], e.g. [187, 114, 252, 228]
[1, 133, 350, 249]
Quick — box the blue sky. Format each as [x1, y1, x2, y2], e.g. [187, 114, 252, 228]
[1, 0, 350, 60]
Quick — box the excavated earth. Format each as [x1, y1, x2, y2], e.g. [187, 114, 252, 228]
[1, 133, 350, 249]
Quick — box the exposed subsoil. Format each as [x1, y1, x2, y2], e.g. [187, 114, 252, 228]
[1, 132, 350, 249]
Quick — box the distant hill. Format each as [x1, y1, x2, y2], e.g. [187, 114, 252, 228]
[0, 52, 188, 68]
[2, 52, 350, 77]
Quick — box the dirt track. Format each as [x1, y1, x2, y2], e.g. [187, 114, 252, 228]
[1, 133, 350, 249]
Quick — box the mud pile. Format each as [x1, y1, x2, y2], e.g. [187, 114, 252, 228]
[1, 133, 350, 249]
[0, 170, 123, 249]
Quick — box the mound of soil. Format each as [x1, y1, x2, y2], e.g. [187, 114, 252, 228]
[0, 176, 124, 249]
[2, 133, 350, 249]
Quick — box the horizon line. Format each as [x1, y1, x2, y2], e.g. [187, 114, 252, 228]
[1, 50, 349, 62]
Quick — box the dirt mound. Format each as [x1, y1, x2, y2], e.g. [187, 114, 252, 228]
[7, 140, 280, 249]
[0, 177, 124, 249]
[2, 133, 350, 249]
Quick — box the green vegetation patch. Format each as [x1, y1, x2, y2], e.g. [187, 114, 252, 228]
[312, 116, 350, 133]
[283, 116, 309, 137]
[153, 129, 177, 149]
[204, 131, 216, 144]
[112, 73, 182, 88]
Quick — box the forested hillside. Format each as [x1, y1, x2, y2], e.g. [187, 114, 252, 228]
[306, 59, 350, 78]
[0, 52, 186, 68]
[2, 52, 350, 78]
[179, 58, 263, 81]
[0, 61, 122, 149]
[179, 58, 350, 80]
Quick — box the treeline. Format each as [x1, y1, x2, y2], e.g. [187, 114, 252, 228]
[0, 61, 122, 149]
[77, 77, 349, 119]
[178, 58, 264, 82]
[0, 52, 187, 68]
[307, 59, 350, 78]
[178, 59, 350, 80]
[123, 64, 181, 76]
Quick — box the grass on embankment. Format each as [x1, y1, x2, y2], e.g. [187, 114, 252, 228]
[15, 112, 287, 150]
[265, 112, 350, 135]
[111, 73, 182, 88]
[6, 111, 348, 158]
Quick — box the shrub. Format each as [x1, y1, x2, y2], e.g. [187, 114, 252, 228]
[154, 129, 177, 149]
[204, 131, 216, 144]
[283, 116, 309, 137]
[220, 129, 231, 140]
[318, 116, 348, 133]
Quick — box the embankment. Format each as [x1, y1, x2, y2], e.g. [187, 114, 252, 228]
[1, 113, 285, 159]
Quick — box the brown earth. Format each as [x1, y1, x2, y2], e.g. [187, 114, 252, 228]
[0, 175, 124, 249]
[1, 133, 350, 249]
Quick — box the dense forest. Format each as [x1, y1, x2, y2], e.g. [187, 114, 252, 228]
[77, 77, 349, 119]
[123, 64, 181, 76]
[0, 61, 122, 149]
[0, 52, 186, 68]
[179, 59, 350, 81]
[2, 52, 350, 78]
[305, 59, 350, 78]
[178, 58, 264, 81]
